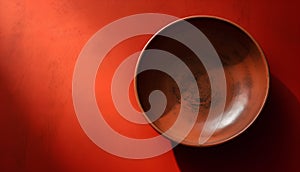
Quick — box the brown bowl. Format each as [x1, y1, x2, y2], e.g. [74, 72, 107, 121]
[134, 16, 269, 146]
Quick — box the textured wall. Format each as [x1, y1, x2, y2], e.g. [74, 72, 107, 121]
[1, 0, 299, 171]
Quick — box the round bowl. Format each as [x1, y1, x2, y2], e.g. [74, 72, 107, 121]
[134, 16, 269, 146]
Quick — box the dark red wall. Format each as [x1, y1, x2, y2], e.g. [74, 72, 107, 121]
[1, 0, 299, 171]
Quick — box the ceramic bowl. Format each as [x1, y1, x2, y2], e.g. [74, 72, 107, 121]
[135, 16, 269, 146]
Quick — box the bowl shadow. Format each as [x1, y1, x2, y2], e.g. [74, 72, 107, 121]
[173, 75, 300, 172]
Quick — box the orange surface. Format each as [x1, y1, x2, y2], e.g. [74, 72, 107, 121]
[1, 0, 300, 171]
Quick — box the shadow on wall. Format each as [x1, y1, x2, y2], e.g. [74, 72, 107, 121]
[173, 75, 300, 172]
[0, 73, 58, 171]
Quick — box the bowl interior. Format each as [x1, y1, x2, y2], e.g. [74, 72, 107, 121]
[135, 17, 269, 146]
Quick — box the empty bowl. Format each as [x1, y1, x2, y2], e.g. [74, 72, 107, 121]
[134, 16, 269, 146]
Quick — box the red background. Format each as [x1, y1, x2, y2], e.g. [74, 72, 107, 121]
[1, 0, 299, 171]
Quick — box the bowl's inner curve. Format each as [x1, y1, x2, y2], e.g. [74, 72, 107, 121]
[135, 17, 269, 146]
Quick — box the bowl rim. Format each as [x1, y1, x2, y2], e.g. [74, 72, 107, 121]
[133, 15, 270, 147]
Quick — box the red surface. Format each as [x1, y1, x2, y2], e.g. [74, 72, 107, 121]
[1, 0, 299, 171]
